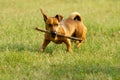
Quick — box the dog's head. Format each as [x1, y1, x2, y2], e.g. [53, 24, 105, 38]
[40, 9, 63, 38]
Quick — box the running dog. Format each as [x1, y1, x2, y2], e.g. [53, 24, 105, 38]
[39, 9, 87, 52]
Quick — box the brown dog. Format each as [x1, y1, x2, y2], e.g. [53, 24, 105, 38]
[39, 9, 87, 52]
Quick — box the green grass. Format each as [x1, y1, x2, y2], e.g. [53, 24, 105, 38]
[0, 0, 120, 80]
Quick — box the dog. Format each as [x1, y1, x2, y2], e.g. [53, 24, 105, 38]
[39, 9, 87, 52]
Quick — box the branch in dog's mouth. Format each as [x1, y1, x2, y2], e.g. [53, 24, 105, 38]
[35, 27, 82, 42]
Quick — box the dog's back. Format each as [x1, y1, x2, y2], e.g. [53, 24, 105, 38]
[63, 12, 86, 36]
[62, 12, 87, 47]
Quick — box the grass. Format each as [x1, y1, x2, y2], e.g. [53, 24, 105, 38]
[0, 0, 120, 80]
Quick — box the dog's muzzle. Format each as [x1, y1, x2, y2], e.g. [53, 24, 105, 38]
[51, 31, 57, 38]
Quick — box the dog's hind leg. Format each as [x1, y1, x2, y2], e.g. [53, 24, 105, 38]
[76, 34, 86, 48]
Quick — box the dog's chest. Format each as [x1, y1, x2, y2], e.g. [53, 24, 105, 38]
[51, 37, 64, 44]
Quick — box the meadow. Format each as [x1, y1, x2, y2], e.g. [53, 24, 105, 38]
[0, 0, 120, 80]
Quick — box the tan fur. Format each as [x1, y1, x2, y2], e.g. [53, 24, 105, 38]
[39, 10, 87, 52]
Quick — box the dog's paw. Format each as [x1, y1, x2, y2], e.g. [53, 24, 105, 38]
[38, 48, 44, 53]
[67, 49, 73, 53]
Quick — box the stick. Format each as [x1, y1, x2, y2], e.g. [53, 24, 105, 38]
[35, 27, 82, 41]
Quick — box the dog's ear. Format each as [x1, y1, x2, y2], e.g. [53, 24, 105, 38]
[40, 9, 48, 22]
[55, 14, 63, 22]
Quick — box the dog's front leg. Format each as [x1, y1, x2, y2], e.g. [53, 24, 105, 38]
[39, 39, 50, 52]
[64, 39, 72, 52]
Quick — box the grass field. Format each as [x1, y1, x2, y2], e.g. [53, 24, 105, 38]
[0, 0, 120, 80]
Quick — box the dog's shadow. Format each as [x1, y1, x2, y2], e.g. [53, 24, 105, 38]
[0, 43, 38, 52]
[0, 43, 67, 54]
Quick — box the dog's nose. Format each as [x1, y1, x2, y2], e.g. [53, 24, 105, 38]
[51, 31, 57, 38]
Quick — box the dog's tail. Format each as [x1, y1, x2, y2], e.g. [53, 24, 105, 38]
[69, 12, 82, 21]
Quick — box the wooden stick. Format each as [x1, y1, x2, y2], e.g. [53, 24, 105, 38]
[35, 27, 82, 41]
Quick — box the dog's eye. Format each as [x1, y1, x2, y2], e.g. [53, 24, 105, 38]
[48, 24, 52, 27]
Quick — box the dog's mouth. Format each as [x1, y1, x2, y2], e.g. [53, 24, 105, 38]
[51, 31, 57, 38]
